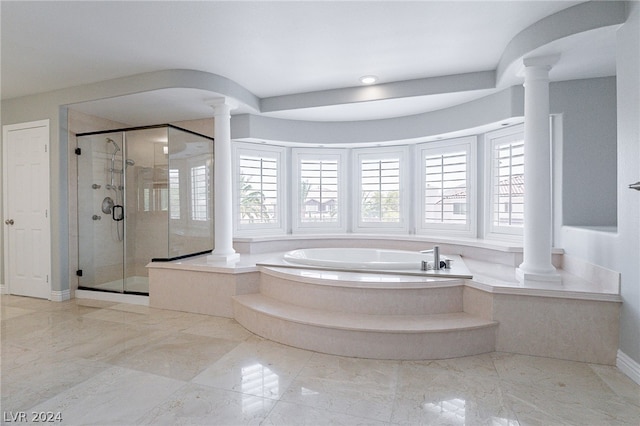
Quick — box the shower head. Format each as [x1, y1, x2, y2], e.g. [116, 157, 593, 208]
[106, 138, 121, 153]
[125, 159, 135, 166]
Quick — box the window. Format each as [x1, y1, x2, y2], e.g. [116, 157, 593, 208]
[292, 149, 346, 232]
[486, 125, 524, 237]
[353, 147, 408, 232]
[190, 165, 209, 221]
[418, 137, 476, 235]
[230, 128, 527, 239]
[234, 143, 285, 234]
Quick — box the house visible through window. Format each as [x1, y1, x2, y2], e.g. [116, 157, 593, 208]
[487, 125, 525, 236]
[299, 158, 338, 223]
[418, 137, 475, 236]
[424, 149, 468, 225]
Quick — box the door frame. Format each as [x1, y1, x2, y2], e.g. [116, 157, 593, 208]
[2, 119, 52, 298]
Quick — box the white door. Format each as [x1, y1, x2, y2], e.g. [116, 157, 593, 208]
[3, 120, 51, 299]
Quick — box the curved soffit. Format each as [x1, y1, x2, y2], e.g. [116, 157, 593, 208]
[236, 1, 626, 143]
[66, 1, 626, 138]
[496, 0, 626, 87]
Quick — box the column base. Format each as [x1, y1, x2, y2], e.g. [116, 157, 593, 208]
[207, 252, 241, 263]
[516, 266, 562, 283]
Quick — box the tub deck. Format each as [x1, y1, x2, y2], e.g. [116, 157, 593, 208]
[256, 253, 473, 279]
[147, 246, 621, 364]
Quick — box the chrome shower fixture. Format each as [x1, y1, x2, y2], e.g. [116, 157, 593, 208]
[106, 138, 120, 153]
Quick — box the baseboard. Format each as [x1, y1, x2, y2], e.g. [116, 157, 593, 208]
[50, 289, 71, 302]
[0, 283, 7, 294]
[617, 349, 640, 385]
[75, 289, 149, 306]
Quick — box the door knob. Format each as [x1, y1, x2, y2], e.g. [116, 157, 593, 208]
[5, 219, 14, 225]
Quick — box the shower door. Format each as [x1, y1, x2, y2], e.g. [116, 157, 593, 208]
[76, 125, 211, 295]
[77, 132, 127, 293]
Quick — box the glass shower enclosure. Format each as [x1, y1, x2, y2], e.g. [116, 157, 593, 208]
[76, 125, 214, 294]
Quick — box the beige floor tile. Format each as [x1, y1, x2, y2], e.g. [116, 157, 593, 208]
[137, 382, 276, 425]
[28, 366, 186, 425]
[192, 336, 314, 399]
[1, 296, 638, 426]
[109, 332, 242, 381]
[281, 353, 399, 422]
[264, 400, 389, 425]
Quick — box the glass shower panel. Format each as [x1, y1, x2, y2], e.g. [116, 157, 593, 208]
[76, 124, 213, 295]
[77, 132, 125, 292]
[124, 127, 169, 293]
[167, 127, 214, 259]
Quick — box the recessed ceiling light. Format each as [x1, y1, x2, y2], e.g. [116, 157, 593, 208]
[359, 75, 378, 85]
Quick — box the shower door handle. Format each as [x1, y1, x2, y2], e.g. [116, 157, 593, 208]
[112, 205, 124, 222]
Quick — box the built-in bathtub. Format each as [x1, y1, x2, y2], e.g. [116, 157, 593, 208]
[283, 247, 433, 270]
[148, 236, 622, 364]
[273, 247, 472, 279]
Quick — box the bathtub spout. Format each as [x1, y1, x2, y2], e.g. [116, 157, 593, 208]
[420, 246, 440, 270]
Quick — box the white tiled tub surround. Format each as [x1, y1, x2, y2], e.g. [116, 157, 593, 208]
[148, 236, 621, 364]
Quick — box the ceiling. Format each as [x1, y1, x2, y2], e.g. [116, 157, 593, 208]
[1, 1, 619, 125]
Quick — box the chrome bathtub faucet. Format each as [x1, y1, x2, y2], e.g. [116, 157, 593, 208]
[420, 245, 441, 270]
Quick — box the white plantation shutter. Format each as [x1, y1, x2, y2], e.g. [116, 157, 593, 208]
[354, 147, 408, 232]
[238, 155, 278, 225]
[360, 158, 401, 223]
[233, 143, 285, 234]
[169, 169, 180, 219]
[487, 125, 525, 236]
[190, 165, 208, 221]
[292, 149, 346, 233]
[418, 137, 476, 236]
[299, 159, 339, 223]
[424, 150, 467, 224]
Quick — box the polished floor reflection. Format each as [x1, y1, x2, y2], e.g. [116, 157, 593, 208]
[2, 295, 639, 425]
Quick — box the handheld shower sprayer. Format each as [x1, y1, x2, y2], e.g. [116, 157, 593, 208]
[106, 138, 120, 153]
[106, 138, 121, 191]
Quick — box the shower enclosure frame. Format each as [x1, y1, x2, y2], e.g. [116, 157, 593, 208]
[75, 124, 215, 295]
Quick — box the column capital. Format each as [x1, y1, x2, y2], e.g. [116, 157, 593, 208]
[523, 54, 560, 70]
[206, 97, 239, 115]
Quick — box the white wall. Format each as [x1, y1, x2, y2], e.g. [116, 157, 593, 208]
[551, 77, 618, 227]
[615, 1, 640, 371]
[560, 2, 640, 378]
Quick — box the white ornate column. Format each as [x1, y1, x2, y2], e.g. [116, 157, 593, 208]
[207, 98, 240, 263]
[517, 55, 561, 282]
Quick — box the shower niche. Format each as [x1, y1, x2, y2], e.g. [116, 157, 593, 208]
[76, 125, 214, 294]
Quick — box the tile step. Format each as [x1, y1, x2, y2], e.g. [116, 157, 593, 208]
[233, 294, 498, 359]
[233, 293, 496, 333]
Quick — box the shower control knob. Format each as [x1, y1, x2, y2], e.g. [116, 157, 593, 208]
[92, 215, 102, 221]
[5, 219, 14, 225]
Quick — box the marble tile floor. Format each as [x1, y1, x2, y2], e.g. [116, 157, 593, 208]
[1, 295, 638, 426]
